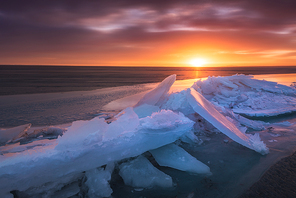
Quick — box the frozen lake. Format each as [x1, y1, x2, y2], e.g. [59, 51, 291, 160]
[1, 73, 296, 198]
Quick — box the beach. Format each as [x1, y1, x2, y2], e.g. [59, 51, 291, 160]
[241, 151, 296, 197]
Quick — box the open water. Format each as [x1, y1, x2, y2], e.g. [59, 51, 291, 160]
[1, 65, 296, 95]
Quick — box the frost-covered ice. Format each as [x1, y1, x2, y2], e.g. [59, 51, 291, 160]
[192, 75, 296, 117]
[1, 74, 296, 197]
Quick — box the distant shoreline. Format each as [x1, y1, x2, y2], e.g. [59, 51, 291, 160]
[1, 64, 296, 67]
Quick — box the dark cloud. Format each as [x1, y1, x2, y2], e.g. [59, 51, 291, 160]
[0, 0, 296, 65]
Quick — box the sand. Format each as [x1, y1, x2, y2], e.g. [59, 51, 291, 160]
[241, 152, 296, 197]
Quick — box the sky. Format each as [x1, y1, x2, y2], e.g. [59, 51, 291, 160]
[0, 0, 296, 67]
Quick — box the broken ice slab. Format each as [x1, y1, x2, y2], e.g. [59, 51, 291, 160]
[186, 88, 269, 155]
[134, 74, 176, 107]
[85, 166, 113, 198]
[0, 109, 193, 196]
[0, 124, 31, 145]
[119, 156, 173, 188]
[102, 74, 176, 111]
[150, 143, 211, 175]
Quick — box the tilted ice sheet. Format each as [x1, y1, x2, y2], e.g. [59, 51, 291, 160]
[134, 74, 176, 107]
[187, 88, 269, 155]
[192, 75, 296, 117]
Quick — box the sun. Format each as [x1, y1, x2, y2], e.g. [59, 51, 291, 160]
[189, 58, 207, 67]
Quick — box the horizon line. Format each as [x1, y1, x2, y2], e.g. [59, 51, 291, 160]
[1, 64, 296, 68]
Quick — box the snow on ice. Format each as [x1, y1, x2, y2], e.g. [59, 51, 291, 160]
[1, 74, 296, 197]
[191, 75, 296, 117]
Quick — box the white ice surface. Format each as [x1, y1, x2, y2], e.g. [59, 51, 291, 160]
[150, 143, 211, 175]
[119, 155, 173, 188]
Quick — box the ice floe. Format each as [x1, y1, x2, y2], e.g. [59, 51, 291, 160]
[191, 75, 296, 117]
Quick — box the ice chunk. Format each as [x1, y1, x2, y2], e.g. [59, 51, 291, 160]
[179, 130, 201, 144]
[0, 108, 193, 196]
[0, 124, 31, 145]
[150, 143, 211, 175]
[187, 88, 269, 155]
[228, 111, 266, 131]
[239, 77, 296, 96]
[10, 126, 65, 144]
[119, 156, 173, 188]
[233, 106, 296, 117]
[85, 164, 114, 198]
[135, 74, 176, 107]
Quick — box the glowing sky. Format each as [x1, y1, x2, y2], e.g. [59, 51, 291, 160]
[0, 0, 296, 66]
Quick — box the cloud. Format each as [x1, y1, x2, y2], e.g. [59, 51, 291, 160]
[0, 0, 296, 65]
